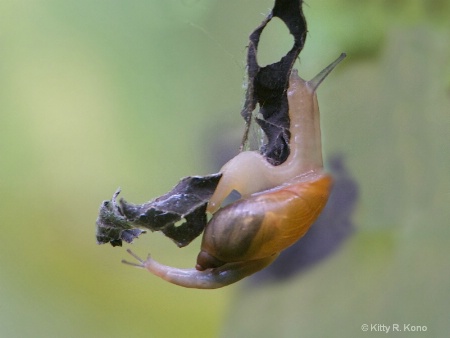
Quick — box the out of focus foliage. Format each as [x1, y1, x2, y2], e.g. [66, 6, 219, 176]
[0, 1, 449, 337]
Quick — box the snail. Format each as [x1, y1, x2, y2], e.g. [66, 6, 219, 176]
[124, 54, 346, 288]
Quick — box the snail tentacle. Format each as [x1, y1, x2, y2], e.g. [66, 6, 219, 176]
[308, 53, 346, 92]
[121, 249, 147, 267]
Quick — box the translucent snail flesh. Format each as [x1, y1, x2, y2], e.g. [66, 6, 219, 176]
[124, 54, 346, 288]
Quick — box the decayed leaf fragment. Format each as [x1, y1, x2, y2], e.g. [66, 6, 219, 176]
[96, 174, 221, 247]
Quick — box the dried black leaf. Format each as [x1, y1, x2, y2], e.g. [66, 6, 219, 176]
[241, 0, 307, 165]
[96, 174, 221, 247]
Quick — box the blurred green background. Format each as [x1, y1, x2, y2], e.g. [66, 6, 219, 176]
[1, 1, 449, 337]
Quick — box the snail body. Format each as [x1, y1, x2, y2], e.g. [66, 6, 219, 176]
[125, 54, 345, 288]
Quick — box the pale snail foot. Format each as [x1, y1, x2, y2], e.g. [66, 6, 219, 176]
[122, 248, 278, 289]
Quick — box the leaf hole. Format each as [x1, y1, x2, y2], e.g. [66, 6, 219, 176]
[174, 219, 185, 228]
[257, 17, 294, 67]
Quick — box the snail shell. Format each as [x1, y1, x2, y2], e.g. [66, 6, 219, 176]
[197, 172, 332, 270]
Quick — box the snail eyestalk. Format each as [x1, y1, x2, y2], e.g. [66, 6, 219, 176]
[308, 53, 346, 92]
